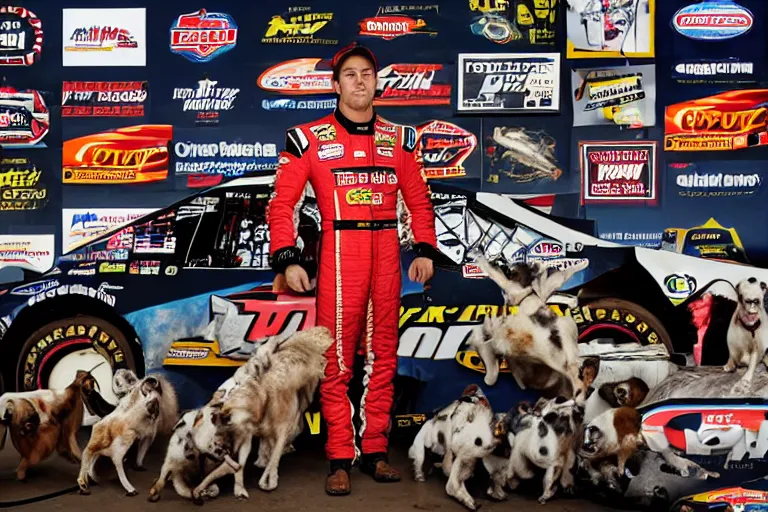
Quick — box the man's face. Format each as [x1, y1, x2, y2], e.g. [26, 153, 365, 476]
[333, 55, 376, 112]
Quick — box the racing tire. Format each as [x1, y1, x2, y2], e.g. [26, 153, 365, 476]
[576, 298, 673, 355]
[14, 316, 136, 392]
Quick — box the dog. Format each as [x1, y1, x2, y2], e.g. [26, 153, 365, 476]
[578, 406, 719, 492]
[486, 396, 584, 504]
[469, 256, 589, 402]
[408, 384, 499, 510]
[724, 278, 768, 393]
[108, 369, 179, 436]
[77, 375, 177, 496]
[0, 368, 102, 481]
[408, 384, 489, 481]
[147, 408, 240, 503]
[188, 326, 333, 500]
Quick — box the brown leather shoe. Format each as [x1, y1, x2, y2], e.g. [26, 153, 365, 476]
[325, 469, 351, 496]
[360, 459, 401, 483]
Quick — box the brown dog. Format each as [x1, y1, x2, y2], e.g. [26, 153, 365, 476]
[0, 369, 101, 481]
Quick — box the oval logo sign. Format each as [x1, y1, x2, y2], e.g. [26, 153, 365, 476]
[664, 273, 697, 300]
[673, 1, 754, 40]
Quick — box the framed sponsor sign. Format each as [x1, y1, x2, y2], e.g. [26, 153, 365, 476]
[579, 141, 658, 205]
[457, 52, 560, 114]
[664, 89, 768, 152]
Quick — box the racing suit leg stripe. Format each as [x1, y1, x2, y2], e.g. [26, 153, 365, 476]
[360, 230, 400, 455]
[358, 294, 375, 444]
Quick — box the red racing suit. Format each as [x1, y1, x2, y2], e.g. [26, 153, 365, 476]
[268, 109, 438, 461]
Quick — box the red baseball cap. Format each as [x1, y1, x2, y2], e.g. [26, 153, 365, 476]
[331, 42, 378, 80]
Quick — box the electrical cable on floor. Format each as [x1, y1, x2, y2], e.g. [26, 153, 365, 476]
[0, 484, 79, 508]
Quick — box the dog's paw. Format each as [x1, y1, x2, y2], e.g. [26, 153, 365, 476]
[537, 496, 549, 505]
[201, 484, 220, 499]
[414, 473, 426, 483]
[125, 489, 138, 497]
[78, 485, 90, 496]
[283, 443, 296, 455]
[147, 491, 161, 503]
[192, 494, 205, 506]
[259, 471, 278, 492]
[486, 486, 507, 501]
[561, 485, 575, 496]
[253, 457, 268, 468]
[234, 484, 250, 500]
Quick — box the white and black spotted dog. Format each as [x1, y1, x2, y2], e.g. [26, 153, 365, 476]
[483, 395, 585, 504]
[470, 256, 589, 403]
[408, 384, 502, 510]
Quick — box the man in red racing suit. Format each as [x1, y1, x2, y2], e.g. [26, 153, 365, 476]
[268, 43, 438, 495]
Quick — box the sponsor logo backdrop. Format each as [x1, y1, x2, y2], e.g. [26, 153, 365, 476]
[3, 1, 768, 267]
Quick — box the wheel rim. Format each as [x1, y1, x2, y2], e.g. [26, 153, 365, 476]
[45, 348, 118, 426]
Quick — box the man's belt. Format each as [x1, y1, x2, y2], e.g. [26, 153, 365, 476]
[333, 219, 398, 230]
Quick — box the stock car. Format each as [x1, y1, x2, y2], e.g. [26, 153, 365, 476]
[0, 175, 766, 440]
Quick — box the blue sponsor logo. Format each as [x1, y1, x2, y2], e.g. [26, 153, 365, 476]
[11, 279, 60, 296]
[672, 0, 754, 41]
[261, 97, 337, 111]
[173, 140, 279, 177]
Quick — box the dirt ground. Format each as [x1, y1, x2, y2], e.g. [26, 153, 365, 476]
[0, 431, 618, 511]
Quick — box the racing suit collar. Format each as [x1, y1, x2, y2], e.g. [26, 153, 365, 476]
[334, 108, 376, 136]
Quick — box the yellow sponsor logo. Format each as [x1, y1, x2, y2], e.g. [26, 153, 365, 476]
[99, 262, 126, 273]
[346, 188, 382, 205]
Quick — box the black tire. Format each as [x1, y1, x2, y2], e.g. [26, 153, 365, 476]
[574, 298, 674, 355]
[14, 316, 136, 392]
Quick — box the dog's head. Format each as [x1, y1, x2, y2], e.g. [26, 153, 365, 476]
[173, 410, 201, 461]
[113, 369, 139, 398]
[736, 277, 767, 327]
[140, 376, 163, 397]
[190, 401, 231, 461]
[579, 357, 600, 388]
[536, 396, 584, 438]
[580, 407, 642, 461]
[7, 399, 41, 437]
[598, 377, 650, 409]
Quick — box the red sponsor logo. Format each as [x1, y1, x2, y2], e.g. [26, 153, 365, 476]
[675, 13, 751, 28]
[358, 15, 436, 40]
[61, 81, 147, 117]
[375, 64, 450, 106]
[170, 9, 238, 63]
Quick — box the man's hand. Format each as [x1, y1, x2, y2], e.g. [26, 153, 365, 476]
[285, 264, 314, 293]
[408, 257, 434, 284]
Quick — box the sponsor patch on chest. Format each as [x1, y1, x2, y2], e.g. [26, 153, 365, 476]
[318, 143, 344, 161]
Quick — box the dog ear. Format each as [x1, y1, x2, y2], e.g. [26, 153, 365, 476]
[532, 260, 589, 303]
[517, 401, 531, 414]
[762, 281, 767, 292]
[543, 412, 558, 425]
[173, 417, 187, 432]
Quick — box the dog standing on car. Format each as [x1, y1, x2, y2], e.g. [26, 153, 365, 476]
[188, 327, 333, 501]
[723, 278, 768, 393]
[469, 256, 589, 402]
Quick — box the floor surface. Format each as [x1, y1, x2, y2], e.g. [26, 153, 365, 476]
[0, 431, 619, 511]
